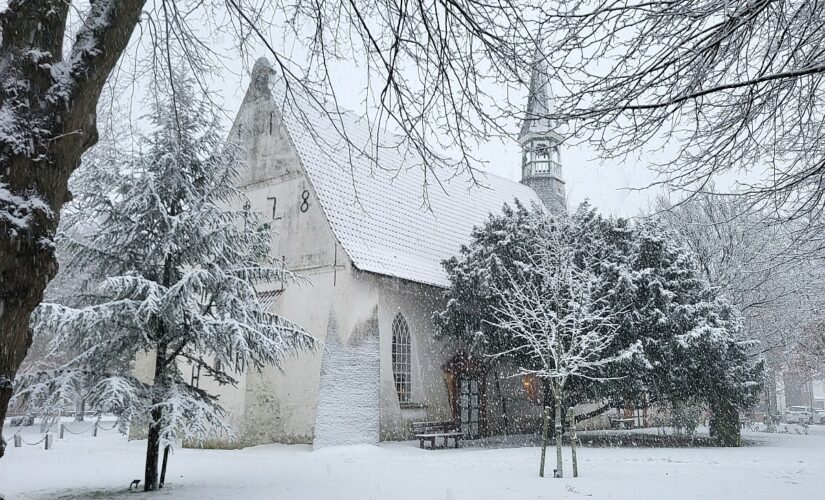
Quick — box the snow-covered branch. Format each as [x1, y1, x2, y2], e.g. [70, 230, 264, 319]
[487, 214, 638, 393]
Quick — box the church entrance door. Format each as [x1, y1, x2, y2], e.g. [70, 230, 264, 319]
[459, 377, 481, 439]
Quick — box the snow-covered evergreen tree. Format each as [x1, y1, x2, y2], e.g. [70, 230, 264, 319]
[436, 201, 763, 446]
[435, 202, 637, 412]
[655, 192, 825, 431]
[12, 72, 313, 491]
[613, 220, 763, 445]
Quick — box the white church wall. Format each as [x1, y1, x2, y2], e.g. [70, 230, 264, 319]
[375, 275, 454, 440]
[313, 291, 381, 448]
[236, 162, 356, 444]
[244, 266, 384, 445]
[216, 60, 464, 447]
[219, 76, 388, 446]
[187, 356, 248, 446]
[231, 68, 303, 188]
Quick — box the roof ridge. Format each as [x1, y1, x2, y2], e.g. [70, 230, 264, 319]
[252, 59, 541, 288]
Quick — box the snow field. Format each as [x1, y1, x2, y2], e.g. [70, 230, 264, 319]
[2, 423, 825, 499]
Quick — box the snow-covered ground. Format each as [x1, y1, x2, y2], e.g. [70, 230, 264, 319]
[2, 421, 825, 499]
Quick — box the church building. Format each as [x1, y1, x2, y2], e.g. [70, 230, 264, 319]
[207, 49, 567, 448]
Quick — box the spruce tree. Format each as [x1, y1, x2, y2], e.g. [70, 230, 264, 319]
[613, 221, 763, 445]
[13, 73, 313, 491]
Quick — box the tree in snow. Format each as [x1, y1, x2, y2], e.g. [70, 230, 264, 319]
[12, 106, 145, 427]
[655, 192, 825, 357]
[487, 212, 640, 477]
[782, 321, 825, 402]
[534, 1, 825, 231]
[654, 192, 825, 425]
[437, 202, 764, 446]
[610, 220, 763, 446]
[436, 202, 638, 416]
[0, 0, 558, 452]
[12, 73, 313, 491]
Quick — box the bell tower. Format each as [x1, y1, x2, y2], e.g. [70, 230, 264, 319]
[519, 47, 566, 214]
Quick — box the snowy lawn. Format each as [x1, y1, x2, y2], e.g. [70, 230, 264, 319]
[2, 422, 825, 499]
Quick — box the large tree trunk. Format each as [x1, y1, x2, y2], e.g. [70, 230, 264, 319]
[0, 0, 146, 458]
[144, 343, 167, 492]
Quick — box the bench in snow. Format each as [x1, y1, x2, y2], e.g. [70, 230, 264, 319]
[609, 417, 636, 429]
[411, 421, 463, 449]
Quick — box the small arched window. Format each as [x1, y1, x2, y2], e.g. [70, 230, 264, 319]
[391, 313, 412, 403]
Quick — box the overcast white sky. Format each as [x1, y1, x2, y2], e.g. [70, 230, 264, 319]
[0, 1, 726, 218]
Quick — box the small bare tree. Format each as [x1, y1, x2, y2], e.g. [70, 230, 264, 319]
[488, 215, 638, 478]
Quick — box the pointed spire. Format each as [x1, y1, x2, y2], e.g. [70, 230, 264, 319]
[519, 46, 555, 141]
[517, 42, 566, 214]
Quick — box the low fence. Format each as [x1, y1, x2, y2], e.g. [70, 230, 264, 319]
[3, 418, 119, 451]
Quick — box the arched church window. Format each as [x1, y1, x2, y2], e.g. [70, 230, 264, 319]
[392, 313, 412, 403]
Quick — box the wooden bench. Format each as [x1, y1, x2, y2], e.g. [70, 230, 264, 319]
[411, 421, 464, 449]
[609, 417, 635, 429]
[6, 413, 34, 427]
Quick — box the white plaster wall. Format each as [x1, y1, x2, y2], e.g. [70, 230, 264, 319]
[131, 351, 155, 386]
[219, 66, 458, 446]
[185, 357, 248, 444]
[221, 75, 388, 445]
[130, 351, 249, 445]
[814, 379, 825, 409]
[376, 275, 454, 440]
[776, 373, 787, 412]
[239, 266, 386, 445]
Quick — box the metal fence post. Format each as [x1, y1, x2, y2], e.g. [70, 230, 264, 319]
[59, 424, 65, 440]
[45, 433, 52, 450]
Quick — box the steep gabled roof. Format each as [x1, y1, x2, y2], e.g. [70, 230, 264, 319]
[256, 60, 541, 289]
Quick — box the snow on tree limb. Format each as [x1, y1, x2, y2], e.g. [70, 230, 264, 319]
[486, 212, 640, 390]
[536, 0, 825, 228]
[13, 72, 314, 458]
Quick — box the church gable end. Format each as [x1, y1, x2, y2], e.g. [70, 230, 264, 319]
[244, 58, 542, 289]
[231, 61, 303, 188]
[229, 61, 348, 277]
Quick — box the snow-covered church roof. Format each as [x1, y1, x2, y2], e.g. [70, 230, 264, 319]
[255, 59, 541, 289]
